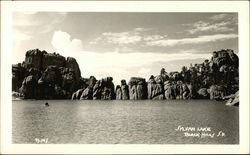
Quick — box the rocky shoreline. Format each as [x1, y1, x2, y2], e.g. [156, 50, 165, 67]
[12, 49, 239, 106]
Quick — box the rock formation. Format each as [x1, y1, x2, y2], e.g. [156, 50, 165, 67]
[12, 63, 27, 92]
[13, 49, 82, 99]
[128, 77, 147, 100]
[197, 88, 210, 99]
[72, 88, 84, 100]
[92, 77, 115, 100]
[121, 80, 129, 100]
[164, 81, 174, 99]
[80, 87, 93, 100]
[65, 57, 81, 84]
[209, 85, 226, 100]
[115, 85, 122, 100]
[225, 91, 239, 106]
[12, 48, 239, 104]
[116, 80, 129, 100]
[147, 75, 164, 100]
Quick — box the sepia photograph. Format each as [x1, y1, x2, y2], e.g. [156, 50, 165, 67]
[12, 12, 239, 144]
[1, 1, 249, 154]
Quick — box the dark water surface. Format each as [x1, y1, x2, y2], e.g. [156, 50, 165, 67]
[12, 100, 239, 144]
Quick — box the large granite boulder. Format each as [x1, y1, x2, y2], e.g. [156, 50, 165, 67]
[116, 85, 122, 100]
[115, 80, 129, 100]
[61, 68, 77, 98]
[164, 81, 174, 99]
[147, 76, 164, 100]
[160, 68, 169, 82]
[80, 87, 93, 100]
[72, 88, 84, 100]
[19, 68, 41, 99]
[176, 81, 183, 99]
[147, 76, 155, 99]
[187, 84, 194, 99]
[12, 91, 24, 100]
[88, 76, 97, 88]
[225, 91, 239, 106]
[197, 88, 209, 99]
[19, 75, 38, 99]
[209, 85, 226, 100]
[128, 77, 147, 100]
[93, 77, 115, 100]
[151, 84, 164, 100]
[182, 83, 190, 99]
[121, 80, 129, 100]
[164, 81, 176, 100]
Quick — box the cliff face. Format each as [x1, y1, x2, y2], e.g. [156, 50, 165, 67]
[12, 48, 239, 103]
[13, 49, 82, 99]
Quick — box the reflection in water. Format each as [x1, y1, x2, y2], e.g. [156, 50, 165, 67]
[12, 100, 239, 144]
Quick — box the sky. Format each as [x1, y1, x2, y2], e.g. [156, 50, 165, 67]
[12, 12, 238, 85]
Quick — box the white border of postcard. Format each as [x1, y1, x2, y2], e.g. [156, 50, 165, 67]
[1, 1, 249, 154]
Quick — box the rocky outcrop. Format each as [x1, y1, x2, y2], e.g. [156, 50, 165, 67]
[72, 89, 84, 100]
[164, 81, 175, 99]
[176, 81, 184, 99]
[182, 83, 190, 99]
[115, 85, 122, 100]
[198, 88, 210, 99]
[80, 87, 93, 100]
[92, 77, 115, 100]
[37, 66, 61, 99]
[147, 76, 164, 100]
[71, 76, 97, 100]
[12, 63, 27, 92]
[19, 68, 41, 99]
[12, 91, 24, 100]
[163, 49, 238, 101]
[128, 77, 147, 100]
[12, 48, 239, 102]
[65, 57, 81, 84]
[23, 49, 46, 69]
[88, 76, 97, 88]
[19, 75, 38, 99]
[209, 85, 226, 100]
[121, 80, 129, 100]
[23, 49, 66, 70]
[42, 52, 66, 70]
[13, 49, 82, 99]
[225, 91, 239, 106]
[115, 80, 129, 100]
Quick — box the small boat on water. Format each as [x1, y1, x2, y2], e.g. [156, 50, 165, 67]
[45, 102, 49, 107]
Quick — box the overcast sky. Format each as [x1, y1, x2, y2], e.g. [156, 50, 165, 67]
[12, 12, 238, 85]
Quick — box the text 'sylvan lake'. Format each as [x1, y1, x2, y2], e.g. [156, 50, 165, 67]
[13, 100, 239, 144]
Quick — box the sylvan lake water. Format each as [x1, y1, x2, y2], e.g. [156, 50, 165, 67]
[12, 100, 239, 144]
